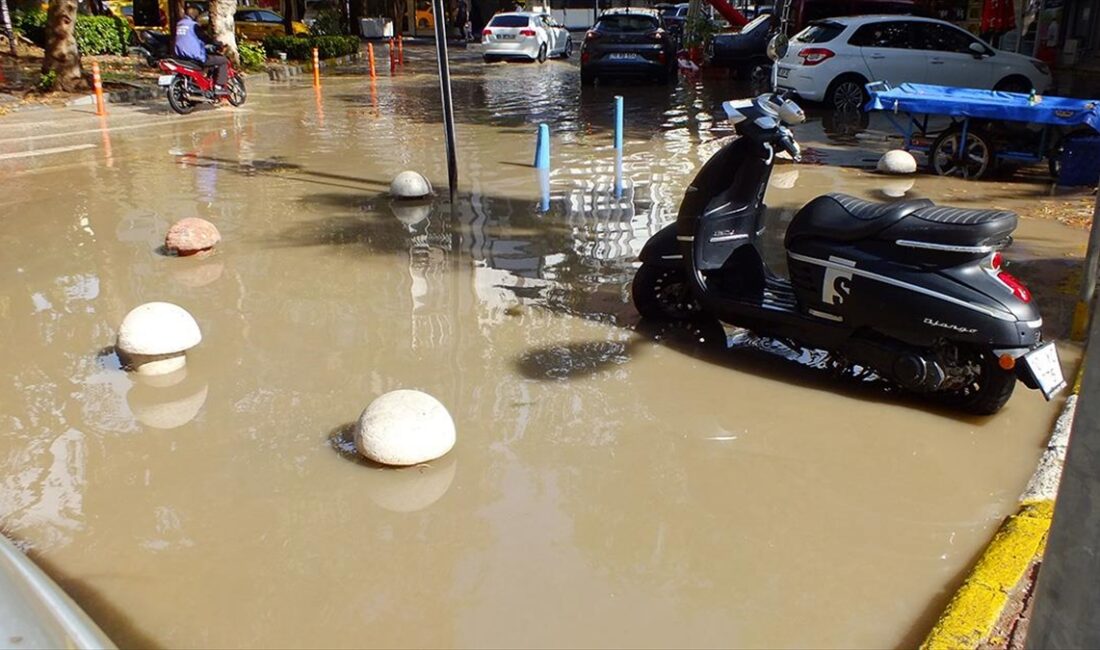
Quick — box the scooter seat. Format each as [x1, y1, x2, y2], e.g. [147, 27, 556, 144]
[881, 203, 1018, 249]
[785, 194, 933, 246]
[785, 194, 1017, 250]
[166, 58, 207, 71]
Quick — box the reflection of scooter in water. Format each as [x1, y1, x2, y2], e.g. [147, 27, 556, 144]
[631, 41, 1064, 415]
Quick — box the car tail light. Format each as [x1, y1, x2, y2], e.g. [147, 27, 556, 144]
[657, 51, 666, 64]
[585, 30, 600, 40]
[798, 47, 835, 66]
[581, 51, 590, 64]
[519, 29, 536, 37]
[482, 28, 492, 37]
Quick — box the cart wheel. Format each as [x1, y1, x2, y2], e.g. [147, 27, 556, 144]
[930, 126, 994, 180]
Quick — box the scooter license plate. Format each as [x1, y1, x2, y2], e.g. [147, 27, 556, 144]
[157, 74, 175, 86]
[1022, 342, 1066, 400]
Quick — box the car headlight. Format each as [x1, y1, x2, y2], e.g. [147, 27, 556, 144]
[1031, 60, 1050, 76]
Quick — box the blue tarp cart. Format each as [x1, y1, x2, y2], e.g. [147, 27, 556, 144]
[864, 82, 1100, 180]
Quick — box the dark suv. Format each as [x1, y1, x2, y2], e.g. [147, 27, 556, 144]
[580, 11, 679, 86]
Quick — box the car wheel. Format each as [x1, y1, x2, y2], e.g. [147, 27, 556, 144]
[562, 37, 572, 58]
[826, 74, 868, 112]
[930, 126, 994, 180]
[537, 43, 547, 63]
[994, 75, 1032, 94]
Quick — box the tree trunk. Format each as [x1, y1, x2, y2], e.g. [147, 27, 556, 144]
[2, 0, 17, 56]
[43, 0, 85, 91]
[168, 0, 184, 49]
[283, 0, 293, 34]
[208, 0, 238, 63]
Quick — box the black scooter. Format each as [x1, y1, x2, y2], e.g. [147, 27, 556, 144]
[632, 91, 1065, 415]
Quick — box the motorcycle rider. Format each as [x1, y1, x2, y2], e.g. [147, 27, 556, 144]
[174, 4, 229, 95]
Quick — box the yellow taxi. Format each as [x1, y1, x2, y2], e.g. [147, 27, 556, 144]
[234, 8, 310, 39]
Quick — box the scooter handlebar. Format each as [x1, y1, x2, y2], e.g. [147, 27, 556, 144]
[777, 130, 802, 162]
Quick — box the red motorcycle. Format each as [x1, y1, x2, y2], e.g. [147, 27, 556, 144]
[157, 46, 246, 115]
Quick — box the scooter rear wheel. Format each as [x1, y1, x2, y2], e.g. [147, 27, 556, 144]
[939, 346, 1016, 415]
[631, 263, 703, 321]
[166, 76, 195, 115]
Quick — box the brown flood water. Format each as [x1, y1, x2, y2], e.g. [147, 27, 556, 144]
[0, 49, 1086, 648]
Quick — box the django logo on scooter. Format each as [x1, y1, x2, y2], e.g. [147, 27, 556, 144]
[631, 34, 1065, 415]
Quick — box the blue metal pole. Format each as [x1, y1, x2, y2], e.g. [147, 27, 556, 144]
[534, 123, 550, 169]
[614, 96, 623, 152]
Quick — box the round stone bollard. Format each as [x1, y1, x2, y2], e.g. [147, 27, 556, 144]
[117, 302, 202, 376]
[355, 390, 455, 466]
[390, 171, 433, 200]
[165, 218, 221, 256]
[877, 149, 918, 175]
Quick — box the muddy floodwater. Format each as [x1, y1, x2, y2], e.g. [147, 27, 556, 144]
[0, 49, 1086, 648]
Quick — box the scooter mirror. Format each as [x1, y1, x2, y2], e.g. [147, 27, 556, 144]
[766, 34, 789, 61]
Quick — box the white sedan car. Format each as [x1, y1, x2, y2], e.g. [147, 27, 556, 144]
[776, 15, 1054, 111]
[482, 12, 572, 63]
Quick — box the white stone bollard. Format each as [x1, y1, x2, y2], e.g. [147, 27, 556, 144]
[355, 390, 455, 466]
[117, 302, 202, 376]
[877, 149, 918, 175]
[390, 171, 433, 200]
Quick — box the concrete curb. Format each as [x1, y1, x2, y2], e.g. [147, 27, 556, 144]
[921, 389, 1079, 650]
[266, 52, 362, 81]
[64, 84, 158, 108]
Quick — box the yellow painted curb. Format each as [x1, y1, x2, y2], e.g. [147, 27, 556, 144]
[921, 501, 1054, 650]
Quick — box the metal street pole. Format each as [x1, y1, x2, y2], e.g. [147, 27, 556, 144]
[1026, 299, 1100, 648]
[431, 0, 458, 201]
[1071, 188, 1100, 340]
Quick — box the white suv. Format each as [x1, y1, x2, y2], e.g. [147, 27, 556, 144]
[776, 15, 1054, 110]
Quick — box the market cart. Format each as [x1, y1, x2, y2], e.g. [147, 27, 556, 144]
[864, 82, 1100, 180]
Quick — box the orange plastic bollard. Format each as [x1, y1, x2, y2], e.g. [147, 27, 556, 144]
[368, 42, 376, 79]
[397, 35, 404, 65]
[312, 47, 320, 87]
[91, 60, 106, 116]
[389, 37, 396, 72]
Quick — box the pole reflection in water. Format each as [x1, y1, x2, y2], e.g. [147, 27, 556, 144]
[538, 168, 550, 213]
[314, 83, 325, 128]
[98, 114, 113, 168]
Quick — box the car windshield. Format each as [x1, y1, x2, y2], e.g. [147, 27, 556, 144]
[597, 14, 660, 32]
[489, 14, 530, 27]
[794, 20, 844, 43]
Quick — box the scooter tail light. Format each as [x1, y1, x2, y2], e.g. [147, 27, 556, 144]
[990, 252, 1003, 270]
[798, 47, 834, 65]
[997, 270, 1031, 303]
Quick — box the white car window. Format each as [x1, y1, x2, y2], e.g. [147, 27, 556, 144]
[848, 21, 914, 49]
[917, 24, 981, 53]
